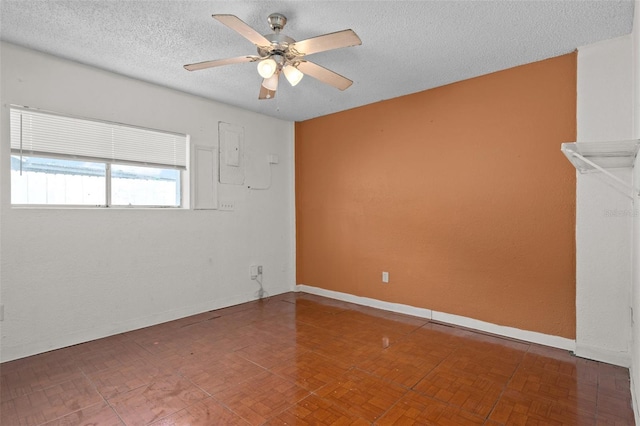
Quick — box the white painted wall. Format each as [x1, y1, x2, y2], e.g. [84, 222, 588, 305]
[0, 42, 296, 362]
[576, 34, 634, 367]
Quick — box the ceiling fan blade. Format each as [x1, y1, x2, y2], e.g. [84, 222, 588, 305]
[259, 83, 277, 100]
[290, 29, 361, 56]
[184, 55, 260, 71]
[296, 61, 353, 91]
[213, 14, 271, 47]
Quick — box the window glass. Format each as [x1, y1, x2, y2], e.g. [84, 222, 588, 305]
[11, 155, 106, 205]
[111, 164, 180, 207]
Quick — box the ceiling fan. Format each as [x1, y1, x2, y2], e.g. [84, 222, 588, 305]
[184, 13, 362, 99]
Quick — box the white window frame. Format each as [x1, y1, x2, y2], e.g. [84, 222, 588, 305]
[10, 106, 188, 208]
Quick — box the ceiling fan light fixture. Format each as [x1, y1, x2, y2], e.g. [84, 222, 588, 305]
[283, 65, 304, 86]
[257, 58, 277, 78]
[262, 72, 279, 91]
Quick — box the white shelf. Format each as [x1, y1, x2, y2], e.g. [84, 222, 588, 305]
[561, 140, 640, 172]
[561, 139, 640, 199]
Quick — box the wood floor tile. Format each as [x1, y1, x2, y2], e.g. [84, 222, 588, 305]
[596, 393, 634, 424]
[0, 376, 104, 426]
[460, 332, 530, 359]
[1, 356, 83, 401]
[376, 390, 485, 425]
[413, 367, 504, 417]
[356, 350, 441, 388]
[521, 349, 599, 384]
[235, 338, 308, 369]
[148, 397, 250, 425]
[1, 347, 79, 377]
[348, 308, 428, 330]
[598, 362, 631, 401]
[212, 371, 309, 425]
[63, 334, 133, 357]
[87, 358, 170, 400]
[316, 310, 426, 339]
[489, 388, 596, 426]
[250, 314, 299, 336]
[293, 294, 352, 313]
[265, 394, 370, 425]
[39, 402, 123, 426]
[1, 292, 635, 426]
[315, 368, 407, 422]
[181, 352, 266, 395]
[311, 336, 385, 367]
[595, 413, 636, 426]
[270, 351, 351, 391]
[436, 348, 521, 385]
[282, 321, 349, 348]
[73, 341, 154, 375]
[1, 397, 23, 425]
[294, 307, 344, 326]
[388, 324, 464, 360]
[508, 365, 598, 414]
[109, 374, 207, 425]
[341, 327, 409, 348]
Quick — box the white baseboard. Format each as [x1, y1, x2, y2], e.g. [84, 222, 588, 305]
[296, 284, 575, 352]
[296, 284, 434, 319]
[575, 343, 630, 367]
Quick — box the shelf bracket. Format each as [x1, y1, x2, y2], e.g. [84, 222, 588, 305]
[569, 152, 637, 200]
[561, 140, 640, 201]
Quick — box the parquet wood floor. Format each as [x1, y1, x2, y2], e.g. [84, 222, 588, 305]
[0, 292, 634, 425]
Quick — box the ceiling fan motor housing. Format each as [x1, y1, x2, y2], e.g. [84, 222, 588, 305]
[257, 32, 300, 75]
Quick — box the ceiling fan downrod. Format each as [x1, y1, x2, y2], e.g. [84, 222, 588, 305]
[267, 13, 287, 33]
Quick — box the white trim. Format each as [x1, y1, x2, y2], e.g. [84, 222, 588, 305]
[296, 284, 575, 352]
[575, 343, 631, 367]
[432, 310, 575, 352]
[296, 285, 433, 319]
[289, 125, 297, 292]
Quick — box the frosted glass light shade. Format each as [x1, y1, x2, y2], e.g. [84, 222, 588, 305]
[257, 58, 277, 78]
[262, 73, 279, 91]
[283, 65, 304, 86]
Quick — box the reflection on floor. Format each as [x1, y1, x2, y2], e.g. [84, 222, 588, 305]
[1, 292, 634, 425]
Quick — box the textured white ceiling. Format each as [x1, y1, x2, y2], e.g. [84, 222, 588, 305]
[0, 1, 635, 122]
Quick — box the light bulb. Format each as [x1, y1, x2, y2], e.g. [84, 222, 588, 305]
[262, 73, 279, 91]
[257, 58, 277, 78]
[283, 65, 304, 86]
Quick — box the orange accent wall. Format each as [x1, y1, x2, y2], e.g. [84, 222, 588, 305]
[295, 53, 577, 338]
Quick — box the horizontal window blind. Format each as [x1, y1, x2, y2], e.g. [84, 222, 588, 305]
[10, 107, 187, 169]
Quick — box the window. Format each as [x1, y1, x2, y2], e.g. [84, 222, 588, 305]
[10, 107, 187, 207]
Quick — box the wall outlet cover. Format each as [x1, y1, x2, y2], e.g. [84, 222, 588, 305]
[219, 202, 234, 211]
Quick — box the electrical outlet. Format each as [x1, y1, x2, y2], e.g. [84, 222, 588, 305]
[382, 271, 389, 283]
[250, 265, 262, 279]
[219, 201, 234, 211]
